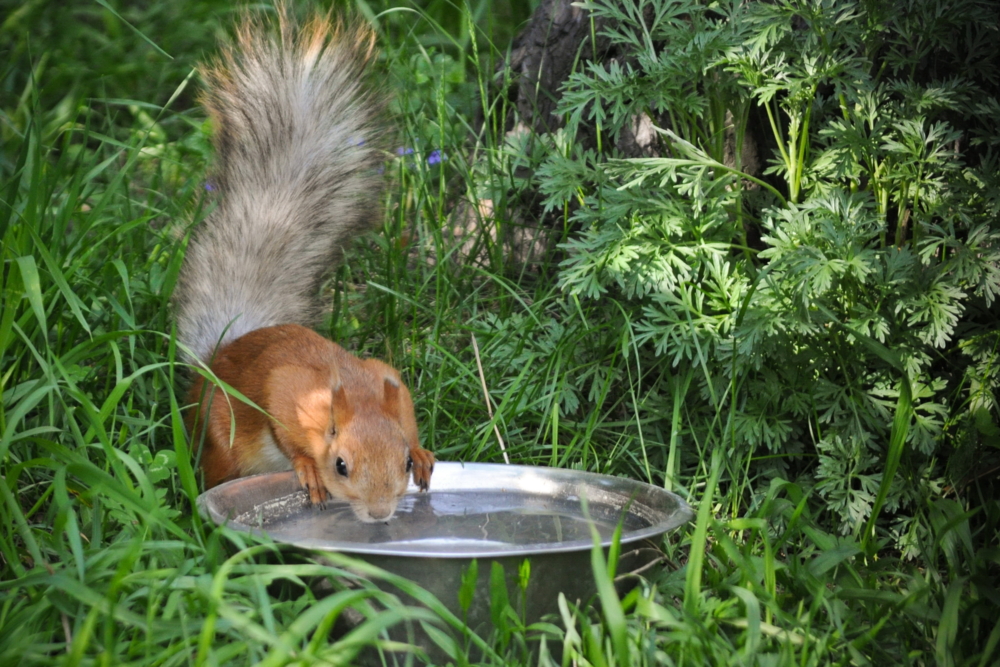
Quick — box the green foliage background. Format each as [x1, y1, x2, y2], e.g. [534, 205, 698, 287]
[1, 0, 998, 665]
[515, 0, 1000, 547]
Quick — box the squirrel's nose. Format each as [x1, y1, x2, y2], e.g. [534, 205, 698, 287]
[367, 506, 394, 521]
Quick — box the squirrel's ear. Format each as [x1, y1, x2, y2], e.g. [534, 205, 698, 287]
[382, 376, 400, 420]
[331, 383, 353, 424]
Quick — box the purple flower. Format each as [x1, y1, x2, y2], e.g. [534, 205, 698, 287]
[427, 150, 445, 165]
[396, 147, 414, 156]
[205, 181, 215, 192]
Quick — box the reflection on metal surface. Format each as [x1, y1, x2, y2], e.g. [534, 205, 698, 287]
[199, 462, 693, 558]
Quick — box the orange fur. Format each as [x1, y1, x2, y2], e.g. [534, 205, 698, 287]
[186, 324, 434, 522]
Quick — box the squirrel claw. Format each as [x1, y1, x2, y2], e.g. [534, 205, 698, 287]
[292, 455, 329, 506]
[410, 446, 435, 492]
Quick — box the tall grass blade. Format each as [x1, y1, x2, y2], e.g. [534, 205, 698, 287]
[862, 374, 912, 554]
[685, 447, 722, 615]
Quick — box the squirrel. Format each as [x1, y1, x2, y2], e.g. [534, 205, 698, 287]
[174, 6, 435, 523]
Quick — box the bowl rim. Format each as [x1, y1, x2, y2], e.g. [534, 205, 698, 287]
[197, 462, 694, 558]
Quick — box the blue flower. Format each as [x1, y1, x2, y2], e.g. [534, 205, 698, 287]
[396, 147, 414, 156]
[427, 150, 445, 165]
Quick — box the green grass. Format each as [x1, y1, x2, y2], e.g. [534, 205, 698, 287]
[2, 0, 999, 665]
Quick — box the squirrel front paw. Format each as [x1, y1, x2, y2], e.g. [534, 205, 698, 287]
[292, 455, 329, 506]
[410, 447, 435, 491]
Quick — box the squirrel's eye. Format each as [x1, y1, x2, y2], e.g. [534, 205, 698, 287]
[405, 455, 413, 473]
[336, 457, 348, 477]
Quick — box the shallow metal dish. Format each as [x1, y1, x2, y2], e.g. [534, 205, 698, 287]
[198, 462, 693, 658]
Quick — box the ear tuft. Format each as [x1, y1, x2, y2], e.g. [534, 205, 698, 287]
[331, 384, 353, 424]
[382, 376, 400, 419]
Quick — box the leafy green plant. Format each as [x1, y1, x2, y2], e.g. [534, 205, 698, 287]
[516, 0, 1000, 542]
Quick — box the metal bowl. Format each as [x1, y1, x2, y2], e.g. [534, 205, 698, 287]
[198, 462, 693, 657]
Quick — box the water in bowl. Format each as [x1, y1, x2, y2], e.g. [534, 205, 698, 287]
[235, 489, 652, 554]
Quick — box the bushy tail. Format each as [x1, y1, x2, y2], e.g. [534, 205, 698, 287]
[175, 7, 385, 362]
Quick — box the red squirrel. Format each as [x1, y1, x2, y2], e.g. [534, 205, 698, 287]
[174, 7, 434, 522]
